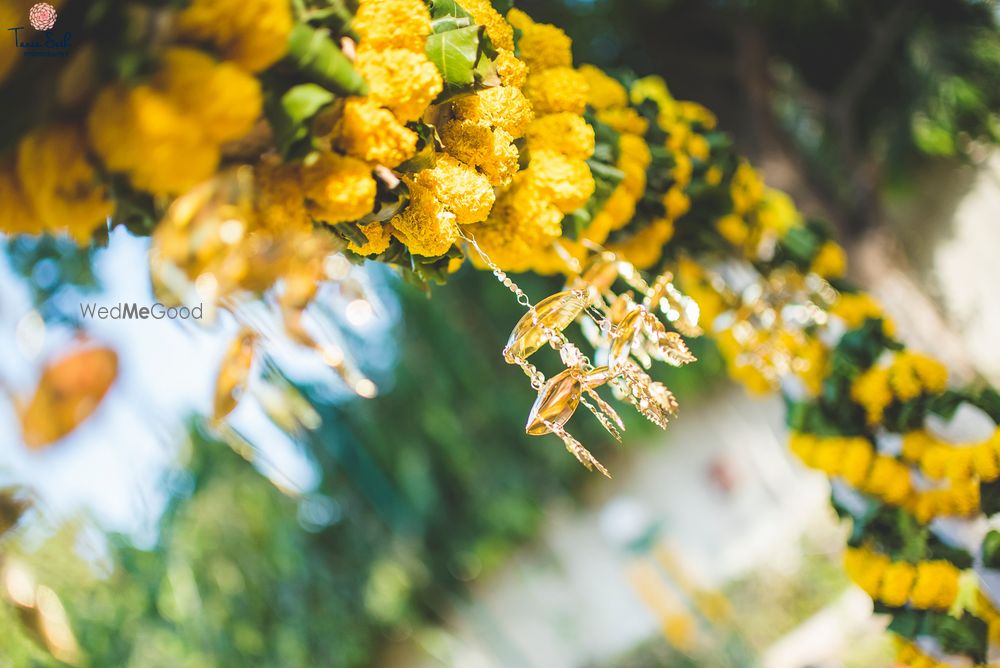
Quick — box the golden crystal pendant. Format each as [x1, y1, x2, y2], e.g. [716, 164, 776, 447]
[460, 229, 698, 476]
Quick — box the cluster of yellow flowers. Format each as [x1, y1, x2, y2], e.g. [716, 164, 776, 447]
[790, 433, 979, 521]
[850, 352, 949, 424]
[844, 547, 962, 610]
[902, 429, 1000, 483]
[470, 9, 594, 271]
[89, 48, 265, 197]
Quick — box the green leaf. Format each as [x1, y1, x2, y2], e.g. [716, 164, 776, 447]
[285, 23, 368, 96]
[268, 84, 335, 158]
[981, 530, 1000, 569]
[426, 24, 482, 91]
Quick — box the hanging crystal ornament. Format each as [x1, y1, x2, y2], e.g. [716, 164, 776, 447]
[460, 230, 698, 476]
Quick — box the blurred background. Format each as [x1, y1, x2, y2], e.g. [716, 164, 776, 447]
[2, 0, 1000, 666]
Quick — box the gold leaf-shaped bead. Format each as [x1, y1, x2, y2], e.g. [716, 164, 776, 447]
[213, 328, 257, 421]
[505, 290, 588, 361]
[19, 345, 118, 449]
[526, 368, 582, 436]
[609, 308, 643, 371]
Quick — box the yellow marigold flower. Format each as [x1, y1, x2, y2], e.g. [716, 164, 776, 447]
[527, 240, 584, 276]
[525, 67, 588, 115]
[756, 188, 799, 236]
[663, 187, 691, 221]
[17, 124, 112, 243]
[619, 160, 647, 201]
[879, 562, 916, 608]
[495, 50, 528, 88]
[619, 165, 649, 204]
[0, 158, 42, 235]
[460, 0, 514, 51]
[608, 219, 673, 270]
[716, 214, 749, 246]
[508, 10, 573, 72]
[811, 240, 847, 279]
[851, 366, 893, 425]
[88, 84, 219, 196]
[581, 210, 613, 245]
[630, 75, 673, 108]
[843, 547, 889, 598]
[578, 64, 628, 110]
[705, 166, 723, 186]
[620, 131, 651, 164]
[353, 0, 431, 51]
[451, 86, 534, 137]
[973, 443, 1000, 480]
[839, 438, 874, 486]
[177, 0, 292, 72]
[678, 101, 717, 129]
[389, 177, 458, 257]
[154, 48, 262, 144]
[603, 188, 637, 231]
[672, 153, 693, 188]
[910, 353, 948, 394]
[830, 292, 889, 331]
[439, 121, 519, 187]
[333, 97, 418, 167]
[355, 47, 443, 122]
[527, 150, 595, 214]
[686, 134, 710, 162]
[910, 562, 960, 610]
[301, 152, 376, 224]
[864, 457, 913, 504]
[349, 221, 392, 256]
[469, 177, 564, 271]
[254, 156, 311, 232]
[889, 353, 947, 401]
[595, 107, 649, 136]
[416, 155, 495, 225]
[730, 160, 765, 215]
[525, 112, 595, 160]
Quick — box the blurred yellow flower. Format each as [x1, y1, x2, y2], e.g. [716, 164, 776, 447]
[17, 124, 112, 243]
[578, 65, 628, 110]
[525, 112, 595, 161]
[301, 152, 376, 224]
[352, 0, 431, 51]
[177, 0, 292, 72]
[595, 107, 649, 136]
[810, 240, 847, 278]
[527, 150, 595, 214]
[88, 84, 219, 196]
[254, 156, 311, 232]
[155, 48, 263, 144]
[525, 67, 589, 115]
[0, 158, 42, 235]
[507, 10, 573, 72]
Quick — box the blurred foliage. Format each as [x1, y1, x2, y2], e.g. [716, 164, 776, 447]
[522, 0, 1000, 224]
[0, 267, 724, 667]
[5, 236, 102, 324]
